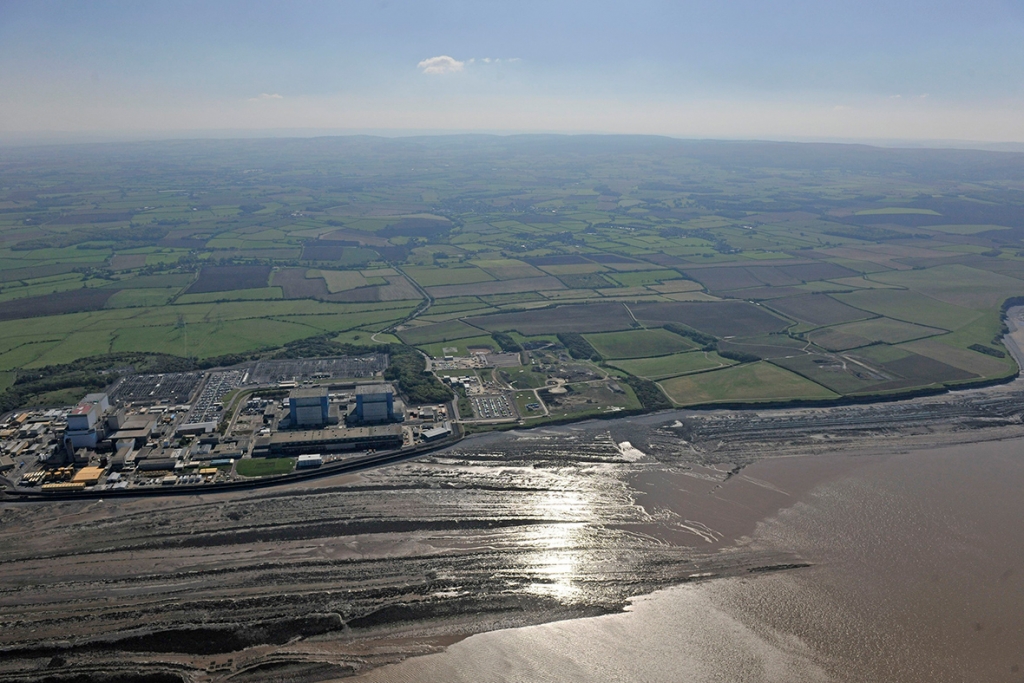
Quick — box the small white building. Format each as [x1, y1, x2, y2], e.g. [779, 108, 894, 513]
[296, 453, 323, 469]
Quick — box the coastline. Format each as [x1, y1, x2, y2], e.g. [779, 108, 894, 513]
[8, 302, 1022, 500]
[3, 312, 1024, 680]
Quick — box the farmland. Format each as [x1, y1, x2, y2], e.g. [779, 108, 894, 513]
[584, 328, 698, 359]
[609, 351, 735, 380]
[659, 362, 840, 405]
[1, 135, 1024, 414]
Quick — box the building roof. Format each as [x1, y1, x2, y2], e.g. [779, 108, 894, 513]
[355, 384, 392, 396]
[291, 386, 328, 399]
[70, 404, 96, 416]
[268, 424, 402, 445]
[422, 424, 453, 439]
[72, 466, 105, 483]
[137, 459, 176, 471]
[121, 416, 157, 431]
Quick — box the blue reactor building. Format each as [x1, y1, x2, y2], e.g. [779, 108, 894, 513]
[289, 387, 330, 427]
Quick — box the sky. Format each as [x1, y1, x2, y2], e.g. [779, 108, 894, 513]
[2, 0, 1024, 143]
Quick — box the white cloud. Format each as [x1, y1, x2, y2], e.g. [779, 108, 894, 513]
[417, 55, 464, 75]
[248, 93, 283, 102]
[416, 56, 521, 74]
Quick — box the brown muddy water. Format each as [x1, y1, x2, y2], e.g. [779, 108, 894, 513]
[7, 375, 1024, 681]
[353, 439, 1024, 683]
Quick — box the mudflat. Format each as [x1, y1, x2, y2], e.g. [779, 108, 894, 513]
[357, 438, 1024, 682]
[6, 376, 1024, 679]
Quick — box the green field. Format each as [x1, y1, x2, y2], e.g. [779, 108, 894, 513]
[832, 290, 982, 330]
[398, 320, 487, 345]
[501, 365, 550, 389]
[609, 351, 735, 380]
[809, 317, 944, 351]
[404, 265, 495, 287]
[236, 458, 296, 477]
[660, 362, 839, 405]
[418, 335, 497, 358]
[584, 328, 697, 359]
[854, 207, 942, 215]
[513, 390, 545, 418]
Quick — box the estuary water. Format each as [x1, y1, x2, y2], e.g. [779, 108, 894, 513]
[354, 438, 1024, 682]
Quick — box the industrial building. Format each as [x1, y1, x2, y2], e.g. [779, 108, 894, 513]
[65, 402, 102, 448]
[175, 421, 218, 435]
[253, 424, 403, 457]
[296, 453, 323, 469]
[107, 415, 158, 447]
[81, 393, 111, 413]
[353, 384, 396, 423]
[422, 422, 453, 442]
[72, 467, 105, 485]
[289, 387, 330, 427]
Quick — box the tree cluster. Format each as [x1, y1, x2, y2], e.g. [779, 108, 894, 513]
[556, 333, 601, 361]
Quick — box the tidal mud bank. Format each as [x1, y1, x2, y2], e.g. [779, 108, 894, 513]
[6, 369, 1024, 681]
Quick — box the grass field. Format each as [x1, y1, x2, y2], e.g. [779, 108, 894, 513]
[105, 288, 181, 308]
[236, 458, 295, 477]
[901, 336, 1016, 378]
[0, 299, 416, 368]
[609, 351, 734, 380]
[397, 320, 486, 345]
[404, 265, 495, 287]
[466, 302, 634, 335]
[318, 269, 372, 292]
[868, 264, 1024, 310]
[187, 265, 271, 294]
[765, 293, 874, 327]
[584, 328, 697, 359]
[715, 335, 808, 360]
[854, 207, 942, 215]
[769, 353, 895, 395]
[809, 318, 944, 350]
[513, 389, 545, 418]
[607, 269, 682, 287]
[833, 289, 982, 331]
[660, 362, 839, 405]
[502, 365, 550, 389]
[175, 287, 284, 304]
[471, 258, 547, 280]
[630, 301, 791, 337]
[418, 335, 497, 358]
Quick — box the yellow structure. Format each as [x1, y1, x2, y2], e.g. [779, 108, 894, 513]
[41, 482, 86, 491]
[72, 467, 105, 485]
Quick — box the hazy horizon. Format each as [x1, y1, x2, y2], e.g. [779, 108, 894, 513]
[4, 129, 1024, 155]
[3, 1, 1023, 144]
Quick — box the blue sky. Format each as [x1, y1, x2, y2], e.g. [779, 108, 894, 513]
[2, 0, 1023, 141]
